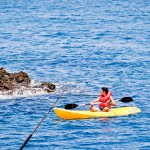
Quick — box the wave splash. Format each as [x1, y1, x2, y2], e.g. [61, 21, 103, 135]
[0, 80, 92, 100]
[0, 80, 50, 100]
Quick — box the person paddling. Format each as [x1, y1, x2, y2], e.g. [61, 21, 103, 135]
[90, 87, 116, 112]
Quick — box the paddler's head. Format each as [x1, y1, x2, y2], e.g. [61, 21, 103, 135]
[101, 87, 109, 96]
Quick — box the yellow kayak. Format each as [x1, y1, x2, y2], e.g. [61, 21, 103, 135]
[54, 107, 141, 120]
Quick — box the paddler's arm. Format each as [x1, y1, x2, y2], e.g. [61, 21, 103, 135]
[90, 97, 101, 105]
[109, 96, 116, 106]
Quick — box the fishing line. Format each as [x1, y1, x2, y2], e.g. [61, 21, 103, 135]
[19, 89, 66, 150]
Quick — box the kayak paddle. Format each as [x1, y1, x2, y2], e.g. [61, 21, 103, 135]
[64, 96, 133, 109]
[119, 96, 133, 102]
[65, 103, 90, 109]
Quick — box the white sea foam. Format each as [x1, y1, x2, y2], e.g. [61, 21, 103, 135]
[0, 80, 48, 100]
[0, 80, 87, 100]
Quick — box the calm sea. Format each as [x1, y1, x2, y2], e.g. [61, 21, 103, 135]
[0, 0, 150, 149]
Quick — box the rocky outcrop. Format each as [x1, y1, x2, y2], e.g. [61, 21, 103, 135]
[35, 82, 56, 93]
[0, 68, 55, 93]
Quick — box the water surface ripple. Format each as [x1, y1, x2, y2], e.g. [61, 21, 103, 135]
[0, 0, 150, 149]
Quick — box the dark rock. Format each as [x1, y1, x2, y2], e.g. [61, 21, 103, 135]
[41, 82, 56, 92]
[0, 68, 55, 94]
[12, 71, 31, 85]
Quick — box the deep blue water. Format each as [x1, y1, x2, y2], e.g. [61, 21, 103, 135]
[0, 0, 150, 149]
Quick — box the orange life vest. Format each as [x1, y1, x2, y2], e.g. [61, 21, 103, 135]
[99, 91, 112, 107]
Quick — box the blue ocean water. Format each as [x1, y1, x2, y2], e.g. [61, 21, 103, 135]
[0, 0, 150, 149]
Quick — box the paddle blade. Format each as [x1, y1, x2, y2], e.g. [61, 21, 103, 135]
[120, 97, 133, 102]
[65, 103, 78, 109]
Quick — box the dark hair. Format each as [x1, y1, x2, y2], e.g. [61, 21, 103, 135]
[102, 87, 109, 94]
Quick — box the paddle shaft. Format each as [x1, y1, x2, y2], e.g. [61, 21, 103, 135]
[19, 90, 65, 150]
[79, 102, 101, 106]
[65, 97, 133, 109]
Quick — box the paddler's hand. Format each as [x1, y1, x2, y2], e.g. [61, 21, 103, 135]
[109, 100, 115, 106]
[90, 102, 94, 106]
[109, 100, 112, 105]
